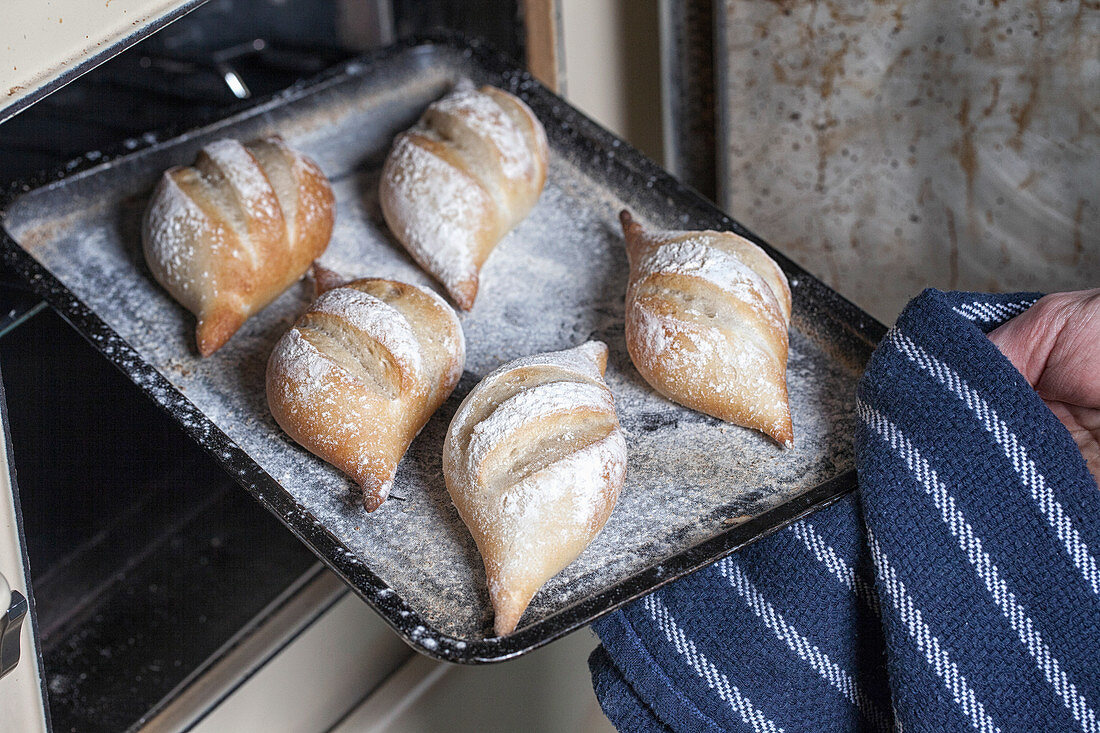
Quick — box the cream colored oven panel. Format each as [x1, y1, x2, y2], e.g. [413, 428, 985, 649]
[1, 0, 206, 122]
[0, 375, 48, 733]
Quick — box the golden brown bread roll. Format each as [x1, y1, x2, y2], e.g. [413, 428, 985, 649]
[143, 136, 335, 356]
[379, 84, 549, 310]
[620, 210, 793, 446]
[267, 272, 465, 511]
[443, 341, 626, 635]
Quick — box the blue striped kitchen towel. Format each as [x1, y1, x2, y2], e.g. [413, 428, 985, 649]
[589, 289, 1100, 732]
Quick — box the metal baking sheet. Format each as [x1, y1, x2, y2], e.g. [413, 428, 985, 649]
[0, 36, 884, 663]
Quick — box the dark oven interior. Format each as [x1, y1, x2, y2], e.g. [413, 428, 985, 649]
[0, 1, 517, 730]
[2, 309, 318, 731]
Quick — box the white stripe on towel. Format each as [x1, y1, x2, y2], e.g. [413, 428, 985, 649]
[719, 558, 892, 731]
[866, 527, 1002, 733]
[860, 401, 1099, 733]
[888, 327, 1100, 599]
[951, 298, 1038, 324]
[789, 520, 882, 615]
[643, 594, 783, 733]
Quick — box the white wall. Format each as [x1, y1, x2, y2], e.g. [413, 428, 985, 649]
[560, 0, 664, 163]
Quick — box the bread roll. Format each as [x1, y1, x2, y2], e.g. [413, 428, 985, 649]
[267, 273, 465, 511]
[143, 136, 334, 356]
[379, 84, 549, 310]
[443, 341, 626, 635]
[620, 210, 793, 446]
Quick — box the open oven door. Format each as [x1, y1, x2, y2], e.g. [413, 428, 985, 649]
[2, 0, 209, 124]
[0, 361, 50, 732]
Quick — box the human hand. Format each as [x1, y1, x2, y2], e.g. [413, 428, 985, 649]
[988, 290, 1100, 487]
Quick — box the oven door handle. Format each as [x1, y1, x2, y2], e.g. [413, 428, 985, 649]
[0, 570, 28, 680]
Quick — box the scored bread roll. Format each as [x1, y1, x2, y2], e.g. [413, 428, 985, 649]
[443, 341, 626, 636]
[143, 136, 335, 356]
[379, 83, 549, 310]
[620, 210, 794, 446]
[267, 271, 465, 511]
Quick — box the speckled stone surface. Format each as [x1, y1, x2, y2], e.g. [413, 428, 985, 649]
[3, 44, 868, 646]
[719, 0, 1099, 323]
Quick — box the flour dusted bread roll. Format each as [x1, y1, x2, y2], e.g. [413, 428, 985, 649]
[379, 83, 549, 310]
[143, 136, 334, 356]
[443, 341, 626, 635]
[267, 271, 464, 511]
[620, 210, 793, 446]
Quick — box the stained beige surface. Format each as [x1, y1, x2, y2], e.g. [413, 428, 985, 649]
[719, 0, 1099, 323]
[1, 0, 194, 120]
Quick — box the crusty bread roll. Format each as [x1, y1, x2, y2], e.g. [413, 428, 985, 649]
[443, 341, 626, 635]
[143, 136, 335, 356]
[379, 83, 549, 310]
[620, 210, 793, 446]
[267, 271, 465, 511]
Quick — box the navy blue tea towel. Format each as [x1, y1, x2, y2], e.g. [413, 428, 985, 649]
[590, 290, 1100, 732]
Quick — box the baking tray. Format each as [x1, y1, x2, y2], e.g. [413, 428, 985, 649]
[0, 35, 885, 663]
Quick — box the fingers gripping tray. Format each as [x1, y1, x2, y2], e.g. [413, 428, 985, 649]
[0, 37, 884, 662]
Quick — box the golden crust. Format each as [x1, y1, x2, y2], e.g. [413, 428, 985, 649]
[267, 277, 465, 511]
[379, 85, 548, 310]
[442, 341, 626, 635]
[620, 210, 794, 446]
[142, 136, 334, 356]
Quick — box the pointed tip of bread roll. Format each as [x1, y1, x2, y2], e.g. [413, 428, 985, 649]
[619, 209, 651, 265]
[447, 277, 479, 311]
[196, 308, 246, 357]
[723, 386, 792, 447]
[362, 488, 388, 513]
[575, 340, 609, 374]
[311, 263, 347, 296]
[768, 416, 794, 449]
[616, 206, 642, 238]
[619, 209, 641, 238]
[358, 465, 396, 512]
[757, 380, 793, 447]
[489, 584, 537, 637]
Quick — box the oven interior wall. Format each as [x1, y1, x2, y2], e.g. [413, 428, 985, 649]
[0, 309, 320, 731]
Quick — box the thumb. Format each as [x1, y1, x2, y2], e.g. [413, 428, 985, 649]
[988, 290, 1100, 409]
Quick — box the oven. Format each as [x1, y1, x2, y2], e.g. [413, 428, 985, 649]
[0, 1, 1092, 730]
[0, 2, 622, 730]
